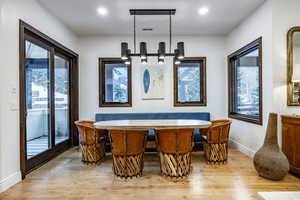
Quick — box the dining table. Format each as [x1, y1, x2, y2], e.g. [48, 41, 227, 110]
[94, 119, 211, 130]
[94, 119, 211, 178]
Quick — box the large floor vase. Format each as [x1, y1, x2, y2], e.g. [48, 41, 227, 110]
[253, 113, 289, 180]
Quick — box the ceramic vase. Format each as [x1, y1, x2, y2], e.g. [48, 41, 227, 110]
[253, 113, 289, 180]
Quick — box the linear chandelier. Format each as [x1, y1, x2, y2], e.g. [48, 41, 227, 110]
[121, 9, 185, 65]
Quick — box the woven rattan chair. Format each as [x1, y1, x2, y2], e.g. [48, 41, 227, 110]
[203, 120, 231, 164]
[75, 121, 107, 164]
[109, 130, 148, 178]
[155, 128, 194, 179]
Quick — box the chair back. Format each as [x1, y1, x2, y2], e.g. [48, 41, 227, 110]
[75, 120, 106, 145]
[207, 120, 231, 144]
[109, 130, 148, 156]
[155, 129, 194, 154]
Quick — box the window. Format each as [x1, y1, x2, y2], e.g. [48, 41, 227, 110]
[174, 57, 207, 106]
[228, 37, 262, 125]
[99, 58, 132, 107]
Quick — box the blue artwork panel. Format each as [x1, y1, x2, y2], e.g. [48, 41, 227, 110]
[143, 69, 150, 94]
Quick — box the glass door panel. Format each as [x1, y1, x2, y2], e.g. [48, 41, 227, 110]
[54, 55, 70, 144]
[25, 40, 51, 159]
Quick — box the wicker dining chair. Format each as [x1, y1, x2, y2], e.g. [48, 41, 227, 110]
[109, 130, 148, 178]
[203, 120, 232, 164]
[74, 120, 107, 164]
[155, 128, 194, 179]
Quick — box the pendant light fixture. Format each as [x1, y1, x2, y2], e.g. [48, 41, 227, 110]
[177, 42, 185, 60]
[140, 42, 148, 64]
[120, 9, 185, 65]
[158, 42, 166, 59]
[158, 42, 165, 64]
[121, 42, 129, 60]
[124, 49, 131, 65]
[174, 49, 181, 65]
[140, 42, 147, 59]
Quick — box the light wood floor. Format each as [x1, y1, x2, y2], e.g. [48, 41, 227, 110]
[1, 147, 300, 200]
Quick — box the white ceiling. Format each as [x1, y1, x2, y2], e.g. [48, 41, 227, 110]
[37, 0, 265, 36]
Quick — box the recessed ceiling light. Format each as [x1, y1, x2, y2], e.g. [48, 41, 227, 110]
[198, 7, 209, 15]
[97, 7, 108, 16]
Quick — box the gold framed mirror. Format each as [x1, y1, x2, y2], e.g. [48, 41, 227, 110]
[287, 27, 300, 106]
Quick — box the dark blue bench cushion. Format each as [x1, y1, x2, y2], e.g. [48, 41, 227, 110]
[95, 112, 210, 142]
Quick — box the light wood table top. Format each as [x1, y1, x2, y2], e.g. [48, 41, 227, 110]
[94, 119, 211, 130]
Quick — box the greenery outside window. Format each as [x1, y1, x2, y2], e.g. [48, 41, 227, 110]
[174, 57, 207, 106]
[228, 37, 262, 125]
[99, 58, 132, 107]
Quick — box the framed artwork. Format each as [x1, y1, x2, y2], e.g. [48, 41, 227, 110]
[141, 65, 164, 100]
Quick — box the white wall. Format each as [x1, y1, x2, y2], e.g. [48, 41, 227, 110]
[78, 36, 227, 121]
[225, 1, 273, 157]
[0, 0, 78, 192]
[271, 0, 300, 152]
[0, 0, 4, 190]
[272, 0, 300, 115]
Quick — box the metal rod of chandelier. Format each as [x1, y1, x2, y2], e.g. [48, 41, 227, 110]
[121, 9, 185, 65]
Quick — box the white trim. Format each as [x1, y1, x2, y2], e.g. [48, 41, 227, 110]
[258, 192, 300, 200]
[0, 171, 22, 193]
[229, 139, 256, 158]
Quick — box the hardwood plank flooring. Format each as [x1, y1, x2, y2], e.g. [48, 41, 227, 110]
[1, 148, 300, 200]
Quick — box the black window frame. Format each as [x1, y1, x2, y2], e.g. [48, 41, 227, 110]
[228, 37, 263, 125]
[173, 57, 207, 107]
[99, 58, 132, 107]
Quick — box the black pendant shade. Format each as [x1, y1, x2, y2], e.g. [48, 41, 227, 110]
[140, 42, 147, 60]
[177, 42, 184, 60]
[121, 42, 129, 60]
[158, 42, 166, 59]
[127, 49, 131, 56]
[174, 49, 181, 65]
[125, 49, 131, 65]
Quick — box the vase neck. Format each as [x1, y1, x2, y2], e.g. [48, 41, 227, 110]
[264, 113, 278, 145]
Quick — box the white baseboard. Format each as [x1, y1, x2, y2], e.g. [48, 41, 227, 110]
[229, 139, 256, 158]
[258, 192, 300, 200]
[0, 171, 22, 193]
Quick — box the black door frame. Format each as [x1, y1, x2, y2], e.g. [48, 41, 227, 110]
[19, 20, 79, 179]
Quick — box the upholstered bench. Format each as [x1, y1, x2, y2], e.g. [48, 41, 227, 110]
[95, 112, 210, 151]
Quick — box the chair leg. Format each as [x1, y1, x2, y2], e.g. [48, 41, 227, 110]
[159, 152, 191, 178]
[112, 153, 144, 178]
[80, 141, 106, 164]
[204, 142, 228, 164]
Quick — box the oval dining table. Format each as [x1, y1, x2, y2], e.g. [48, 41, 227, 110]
[94, 119, 211, 130]
[94, 119, 211, 179]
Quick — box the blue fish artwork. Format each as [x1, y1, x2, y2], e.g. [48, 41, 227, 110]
[143, 69, 150, 94]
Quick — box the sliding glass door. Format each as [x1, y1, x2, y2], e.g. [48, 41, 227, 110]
[54, 54, 70, 145]
[25, 38, 52, 159]
[24, 36, 72, 170]
[20, 21, 78, 177]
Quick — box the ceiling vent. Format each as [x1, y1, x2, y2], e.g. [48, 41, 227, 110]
[142, 28, 153, 31]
